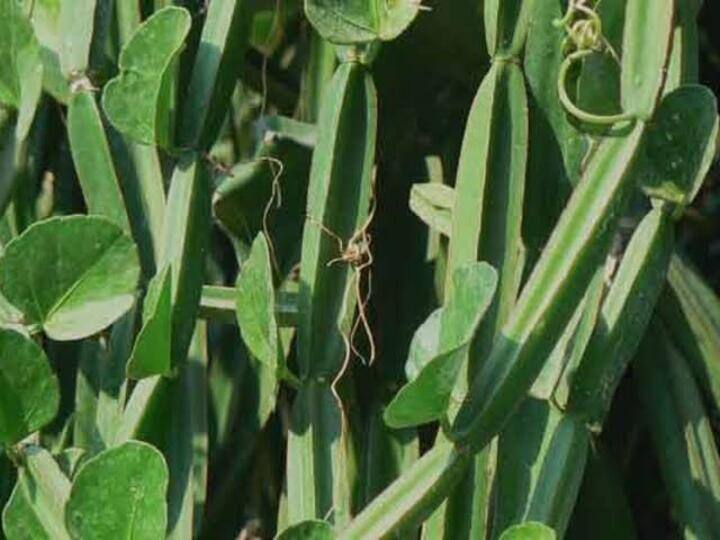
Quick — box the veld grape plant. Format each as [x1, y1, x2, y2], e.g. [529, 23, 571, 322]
[0, 0, 719, 538]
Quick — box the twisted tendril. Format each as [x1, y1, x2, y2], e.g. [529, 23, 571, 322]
[554, 0, 634, 125]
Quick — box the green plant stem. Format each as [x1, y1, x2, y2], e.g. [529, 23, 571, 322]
[198, 285, 298, 327]
[0, 112, 24, 220]
[434, 0, 534, 532]
[491, 204, 675, 537]
[288, 57, 376, 527]
[661, 255, 720, 418]
[298, 30, 336, 123]
[339, 443, 471, 540]
[341, 120, 645, 538]
[635, 321, 720, 539]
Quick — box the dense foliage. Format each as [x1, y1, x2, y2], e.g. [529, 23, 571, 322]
[0, 0, 719, 539]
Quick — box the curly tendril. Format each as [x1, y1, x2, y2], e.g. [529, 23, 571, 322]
[554, 0, 634, 125]
[555, 0, 604, 51]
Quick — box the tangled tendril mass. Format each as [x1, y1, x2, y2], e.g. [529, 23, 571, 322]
[555, 0, 606, 54]
[554, 0, 634, 125]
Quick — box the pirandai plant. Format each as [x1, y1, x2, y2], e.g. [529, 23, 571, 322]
[0, 0, 719, 538]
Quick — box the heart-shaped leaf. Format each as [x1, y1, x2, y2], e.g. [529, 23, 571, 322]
[639, 85, 719, 207]
[102, 7, 191, 148]
[404, 307, 442, 381]
[438, 262, 498, 346]
[236, 234, 283, 373]
[409, 183, 454, 238]
[0, 216, 140, 340]
[0, 329, 59, 446]
[305, 0, 422, 44]
[65, 441, 168, 540]
[276, 520, 335, 539]
[260, 116, 317, 148]
[385, 344, 470, 429]
[0, 0, 44, 140]
[499, 522, 557, 540]
[384, 262, 498, 428]
[126, 265, 172, 379]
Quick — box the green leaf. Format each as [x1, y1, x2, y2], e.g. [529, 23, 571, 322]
[236, 234, 282, 373]
[0, 329, 59, 446]
[127, 265, 172, 379]
[114, 377, 171, 445]
[305, 0, 421, 44]
[384, 262, 498, 428]
[438, 262, 498, 347]
[277, 520, 335, 539]
[639, 85, 719, 207]
[74, 313, 135, 453]
[409, 183, 454, 238]
[0, 0, 44, 140]
[102, 7, 191, 147]
[261, 116, 318, 148]
[2, 446, 71, 540]
[234, 235, 282, 443]
[417, 155, 447, 262]
[384, 345, 470, 429]
[498, 522, 557, 540]
[0, 216, 140, 340]
[65, 441, 169, 540]
[404, 308, 442, 380]
[0, 288, 24, 330]
[3, 482, 53, 540]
